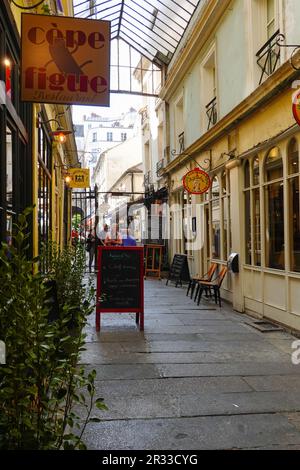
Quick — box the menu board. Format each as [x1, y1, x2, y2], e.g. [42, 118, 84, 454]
[166, 254, 190, 287]
[97, 247, 143, 310]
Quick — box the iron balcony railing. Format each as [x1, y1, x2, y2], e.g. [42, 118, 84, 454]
[256, 30, 284, 85]
[156, 158, 165, 177]
[206, 97, 217, 130]
[144, 170, 152, 191]
[178, 131, 185, 153]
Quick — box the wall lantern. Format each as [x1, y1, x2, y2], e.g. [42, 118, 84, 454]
[38, 117, 73, 143]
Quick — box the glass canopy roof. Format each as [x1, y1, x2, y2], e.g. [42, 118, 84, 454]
[73, 0, 201, 66]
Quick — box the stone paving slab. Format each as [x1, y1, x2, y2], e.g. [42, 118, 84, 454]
[157, 362, 300, 378]
[104, 339, 287, 353]
[80, 348, 289, 364]
[81, 279, 300, 449]
[243, 375, 300, 391]
[83, 413, 300, 450]
[89, 389, 300, 421]
[93, 376, 252, 395]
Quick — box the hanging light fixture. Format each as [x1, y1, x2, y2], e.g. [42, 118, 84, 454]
[37, 117, 73, 143]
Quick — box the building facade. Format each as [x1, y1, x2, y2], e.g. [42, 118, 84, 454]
[105, 163, 144, 242]
[75, 108, 138, 186]
[0, 0, 78, 257]
[156, 0, 300, 331]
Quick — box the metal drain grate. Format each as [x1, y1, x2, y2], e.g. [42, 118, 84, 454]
[246, 320, 283, 333]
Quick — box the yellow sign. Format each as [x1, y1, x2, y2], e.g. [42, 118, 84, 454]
[21, 14, 110, 106]
[183, 168, 211, 194]
[67, 168, 90, 188]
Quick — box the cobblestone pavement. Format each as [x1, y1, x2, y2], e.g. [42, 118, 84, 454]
[79, 278, 300, 450]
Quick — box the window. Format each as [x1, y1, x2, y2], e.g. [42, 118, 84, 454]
[4, 53, 17, 106]
[5, 126, 13, 245]
[107, 132, 113, 141]
[267, 0, 275, 39]
[183, 191, 192, 255]
[264, 147, 284, 269]
[121, 132, 127, 141]
[202, 48, 217, 130]
[92, 132, 97, 142]
[287, 139, 300, 272]
[211, 176, 220, 259]
[175, 96, 184, 154]
[244, 156, 261, 266]
[255, 0, 281, 84]
[221, 172, 230, 260]
[38, 118, 52, 254]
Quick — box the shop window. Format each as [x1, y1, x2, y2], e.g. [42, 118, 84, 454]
[221, 171, 227, 194]
[6, 126, 13, 245]
[244, 157, 261, 266]
[264, 146, 282, 181]
[287, 138, 300, 272]
[38, 119, 52, 254]
[182, 191, 192, 255]
[211, 176, 220, 259]
[253, 155, 260, 185]
[221, 172, 229, 259]
[244, 160, 250, 188]
[245, 189, 251, 264]
[253, 188, 261, 266]
[264, 148, 284, 269]
[288, 138, 299, 175]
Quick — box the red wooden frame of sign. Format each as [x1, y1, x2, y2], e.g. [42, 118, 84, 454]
[182, 168, 211, 195]
[96, 246, 144, 332]
[293, 89, 300, 126]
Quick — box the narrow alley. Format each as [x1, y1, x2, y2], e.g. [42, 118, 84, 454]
[80, 279, 300, 450]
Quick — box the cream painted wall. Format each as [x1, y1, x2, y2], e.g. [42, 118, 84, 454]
[184, 70, 202, 146]
[98, 135, 142, 193]
[216, 0, 248, 119]
[284, 0, 300, 46]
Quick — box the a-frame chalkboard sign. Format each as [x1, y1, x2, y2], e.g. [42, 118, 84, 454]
[166, 254, 190, 287]
[96, 246, 144, 331]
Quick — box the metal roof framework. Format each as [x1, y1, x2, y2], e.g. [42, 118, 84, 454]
[73, 0, 201, 96]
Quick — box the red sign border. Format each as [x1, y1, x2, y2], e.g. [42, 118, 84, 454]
[96, 246, 144, 331]
[182, 168, 211, 195]
[292, 89, 300, 126]
[20, 13, 111, 107]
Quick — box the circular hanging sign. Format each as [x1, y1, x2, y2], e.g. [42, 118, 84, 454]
[183, 168, 211, 194]
[292, 89, 300, 126]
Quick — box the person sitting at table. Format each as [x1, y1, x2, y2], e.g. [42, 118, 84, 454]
[104, 223, 122, 246]
[121, 228, 137, 246]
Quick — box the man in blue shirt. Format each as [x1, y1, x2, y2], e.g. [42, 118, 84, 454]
[122, 228, 137, 246]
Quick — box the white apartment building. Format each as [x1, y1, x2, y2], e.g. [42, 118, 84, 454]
[94, 134, 143, 218]
[74, 108, 138, 186]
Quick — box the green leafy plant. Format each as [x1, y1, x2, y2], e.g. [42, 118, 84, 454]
[0, 209, 106, 449]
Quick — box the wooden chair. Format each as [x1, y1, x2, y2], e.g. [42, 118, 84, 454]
[186, 263, 217, 299]
[196, 266, 228, 307]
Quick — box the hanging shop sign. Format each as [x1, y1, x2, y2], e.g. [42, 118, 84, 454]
[67, 168, 90, 188]
[182, 168, 211, 194]
[292, 89, 300, 126]
[21, 14, 110, 106]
